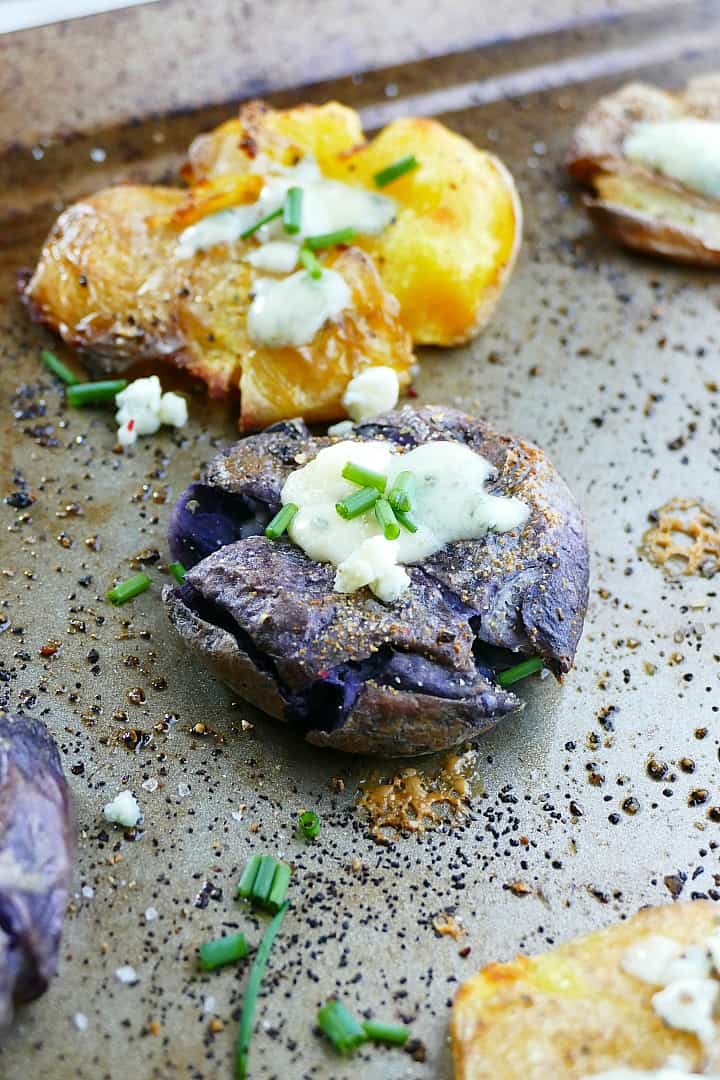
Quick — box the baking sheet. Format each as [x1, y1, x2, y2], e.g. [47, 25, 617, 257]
[1, 2, 720, 1077]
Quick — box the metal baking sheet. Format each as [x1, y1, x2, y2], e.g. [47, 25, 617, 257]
[1, 2, 720, 1077]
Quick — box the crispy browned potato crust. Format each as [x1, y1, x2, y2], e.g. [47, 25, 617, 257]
[567, 75, 720, 264]
[451, 900, 720, 1080]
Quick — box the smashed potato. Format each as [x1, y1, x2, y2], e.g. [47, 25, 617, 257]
[451, 900, 720, 1079]
[567, 75, 720, 265]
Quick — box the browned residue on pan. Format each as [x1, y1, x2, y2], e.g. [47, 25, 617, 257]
[642, 497, 720, 577]
[356, 750, 478, 843]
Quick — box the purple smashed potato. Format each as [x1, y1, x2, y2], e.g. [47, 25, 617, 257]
[165, 407, 589, 755]
[0, 714, 74, 1025]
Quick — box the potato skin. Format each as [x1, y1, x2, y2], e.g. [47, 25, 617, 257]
[184, 101, 523, 345]
[451, 900, 720, 1080]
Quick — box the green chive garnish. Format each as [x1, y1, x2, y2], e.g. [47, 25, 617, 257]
[395, 507, 418, 533]
[300, 247, 322, 279]
[168, 561, 186, 584]
[240, 206, 283, 240]
[106, 572, 151, 605]
[304, 227, 356, 251]
[283, 186, 303, 234]
[237, 854, 261, 900]
[251, 855, 277, 904]
[362, 1019, 410, 1045]
[497, 656, 544, 687]
[266, 861, 291, 913]
[336, 486, 381, 520]
[198, 932, 248, 971]
[41, 349, 79, 386]
[373, 154, 419, 188]
[388, 471, 415, 513]
[299, 810, 320, 840]
[265, 503, 298, 540]
[341, 461, 387, 493]
[374, 498, 400, 540]
[317, 999, 366, 1056]
[66, 379, 128, 407]
[234, 901, 289, 1080]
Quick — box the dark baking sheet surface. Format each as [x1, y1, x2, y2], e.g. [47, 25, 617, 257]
[1, 2, 720, 1077]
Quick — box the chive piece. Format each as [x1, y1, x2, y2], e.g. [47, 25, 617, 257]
[237, 854, 262, 900]
[374, 498, 400, 541]
[316, 999, 366, 1056]
[299, 810, 320, 840]
[373, 154, 419, 188]
[251, 855, 278, 904]
[362, 1019, 410, 1046]
[234, 901, 289, 1080]
[168, 561, 186, 584]
[300, 247, 322, 279]
[387, 471, 416, 513]
[266, 862, 291, 913]
[304, 227, 356, 251]
[41, 349, 79, 386]
[239, 206, 283, 240]
[336, 486, 380, 520]
[497, 656, 544, 687]
[198, 932, 248, 971]
[66, 379, 128, 407]
[394, 507, 418, 534]
[265, 503, 298, 540]
[341, 461, 387, 493]
[283, 186, 303, 234]
[106, 572, 151, 605]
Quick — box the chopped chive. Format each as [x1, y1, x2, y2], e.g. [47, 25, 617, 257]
[265, 503, 298, 540]
[237, 854, 262, 899]
[300, 247, 323, 279]
[341, 461, 387, 493]
[106, 572, 151, 605]
[251, 855, 278, 904]
[198, 932, 248, 971]
[239, 206, 282, 240]
[299, 810, 320, 840]
[362, 1019, 410, 1046]
[374, 498, 400, 541]
[304, 227, 356, 251]
[266, 862, 291, 913]
[168, 561, 186, 584]
[395, 507, 418, 533]
[336, 486, 381, 520]
[66, 379, 128, 407]
[497, 656, 544, 687]
[41, 349, 79, 386]
[317, 999, 366, 1056]
[387, 471, 415, 513]
[234, 901, 289, 1079]
[373, 154, 419, 188]
[283, 186, 303, 234]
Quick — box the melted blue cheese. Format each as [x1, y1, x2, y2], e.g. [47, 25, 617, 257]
[624, 119, 720, 199]
[281, 440, 529, 603]
[247, 269, 351, 348]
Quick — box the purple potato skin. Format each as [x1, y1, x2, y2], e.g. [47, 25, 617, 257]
[165, 407, 590, 755]
[0, 714, 74, 1026]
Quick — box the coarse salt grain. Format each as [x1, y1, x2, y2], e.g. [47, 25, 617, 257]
[144, 906, 159, 922]
[73, 1012, 88, 1032]
[115, 965, 139, 985]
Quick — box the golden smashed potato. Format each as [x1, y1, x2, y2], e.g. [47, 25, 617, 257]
[567, 75, 720, 265]
[451, 900, 720, 1079]
[183, 100, 522, 344]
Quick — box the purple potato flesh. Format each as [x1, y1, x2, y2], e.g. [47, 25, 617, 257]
[165, 407, 589, 755]
[0, 714, 74, 1026]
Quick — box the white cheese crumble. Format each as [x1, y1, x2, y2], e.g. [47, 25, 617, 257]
[115, 376, 188, 447]
[114, 964, 140, 985]
[247, 269, 351, 348]
[624, 119, 720, 199]
[342, 366, 400, 421]
[281, 439, 529, 603]
[245, 241, 299, 273]
[652, 977, 719, 1046]
[327, 420, 355, 437]
[103, 789, 141, 828]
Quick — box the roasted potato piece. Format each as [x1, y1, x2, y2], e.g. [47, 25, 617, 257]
[23, 184, 413, 426]
[184, 101, 522, 344]
[451, 900, 720, 1079]
[567, 75, 720, 265]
